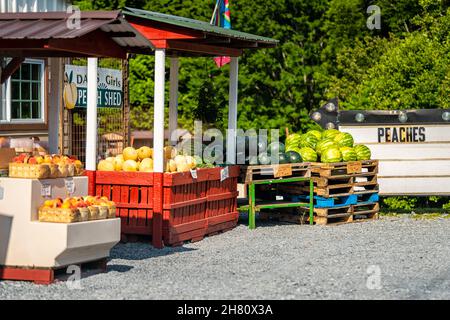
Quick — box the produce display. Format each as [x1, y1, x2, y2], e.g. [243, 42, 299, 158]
[284, 129, 372, 163]
[97, 146, 201, 173]
[9, 154, 84, 179]
[38, 196, 116, 223]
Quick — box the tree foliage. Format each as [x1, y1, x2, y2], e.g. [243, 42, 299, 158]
[72, 0, 450, 133]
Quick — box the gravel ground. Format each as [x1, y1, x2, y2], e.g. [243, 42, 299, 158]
[1, 216, 449, 300]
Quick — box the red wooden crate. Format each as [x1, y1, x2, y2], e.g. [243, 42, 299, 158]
[161, 168, 210, 246]
[95, 171, 154, 237]
[205, 166, 240, 235]
[92, 166, 240, 247]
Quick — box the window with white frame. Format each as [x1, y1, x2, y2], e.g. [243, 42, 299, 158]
[0, 59, 45, 123]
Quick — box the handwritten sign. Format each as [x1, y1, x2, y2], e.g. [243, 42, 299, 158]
[65, 179, 75, 195]
[41, 184, 52, 197]
[347, 161, 362, 174]
[274, 164, 292, 178]
[190, 169, 198, 180]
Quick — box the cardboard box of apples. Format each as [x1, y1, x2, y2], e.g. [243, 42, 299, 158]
[9, 154, 84, 179]
[97, 146, 199, 173]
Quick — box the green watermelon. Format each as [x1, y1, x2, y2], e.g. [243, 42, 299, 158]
[334, 132, 354, 147]
[285, 133, 302, 148]
[307, 130, 322, 140]
[354, 145, 372, 160]
[285, 151, 302, 164]
[339, 147, 358, 162]
[316, 139, 338, 155]
[301, 133, 319, 149]
[267, 142, 285, 155]
[277, 153, 289, 164]
[321, 147, 342, 163]
[322, 129, 340, 140]
[258, 152, 271, 165]
[285, 146, 301, 153]
[299, 147, 318, 162]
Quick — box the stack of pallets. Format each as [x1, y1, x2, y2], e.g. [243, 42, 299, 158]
[278, 160, 379, 225]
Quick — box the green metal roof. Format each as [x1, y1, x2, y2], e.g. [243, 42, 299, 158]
[123, 7, 278, 46]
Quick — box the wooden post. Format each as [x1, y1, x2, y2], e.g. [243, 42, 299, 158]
[85, 57, 98, 171]
[227, 57, 239, 164]
[152, 48, 166, 249]
[169, 57, 179, 146]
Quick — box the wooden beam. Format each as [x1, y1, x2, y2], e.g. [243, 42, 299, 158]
[47, 30, 127, 59]
[1, 57, 24, 84]
[166, 40, 242, 57]
[128, 17, 202, 41]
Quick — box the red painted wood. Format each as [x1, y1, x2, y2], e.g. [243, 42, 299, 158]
[153, 173, 164, 249]
[0, 267, 54, 284]
[85, 170, 96, 196]
[128, 19, 201, 41]
[95, 171, 153, 185]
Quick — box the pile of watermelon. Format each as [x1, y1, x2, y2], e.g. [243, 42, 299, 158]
[284, 129, 371, 163]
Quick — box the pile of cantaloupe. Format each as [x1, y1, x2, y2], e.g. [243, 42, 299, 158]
[97, 146, 198, 173]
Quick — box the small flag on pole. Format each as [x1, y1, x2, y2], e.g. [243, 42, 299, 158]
[212, 0, 232, 68]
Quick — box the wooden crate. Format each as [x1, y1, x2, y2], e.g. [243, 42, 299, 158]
[240, 163, 310, 184]
[281, 202, 379, 226]
[279, 182, 353, 198]
[94, 167, 240, 247]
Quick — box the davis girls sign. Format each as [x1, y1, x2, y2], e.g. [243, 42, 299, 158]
[64, 65, 123, 109]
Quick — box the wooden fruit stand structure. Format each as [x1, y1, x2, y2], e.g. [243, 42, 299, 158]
[86, 8, 278, 248]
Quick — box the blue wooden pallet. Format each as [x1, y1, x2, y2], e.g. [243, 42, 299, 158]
[284, 194, 358, 208]
[356, 192, 379, 204]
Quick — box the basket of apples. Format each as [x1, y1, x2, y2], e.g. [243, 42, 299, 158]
[38, 196, 116, 223]
[9, 154, 84, 179]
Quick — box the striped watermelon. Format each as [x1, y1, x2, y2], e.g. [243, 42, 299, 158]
[354, 145, 372, 160]
[340, 147, 358, 162]
[321, 147, 342, 163]
[299, 147, 318, 162]
[334, 132, 354, 147]
[300, 133, 319, 149]
[322, 129, 340, 140]
[316, 138, 338, 156]
[285, 145, 302, 155]
[307, 130, 322, 140]
[285, 133, 302, 149]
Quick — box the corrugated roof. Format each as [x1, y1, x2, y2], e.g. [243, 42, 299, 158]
[123, 7, 278, 47]
[0, 11, 154, 54]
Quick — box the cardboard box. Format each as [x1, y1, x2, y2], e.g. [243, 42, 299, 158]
[0, 148, 16, 169]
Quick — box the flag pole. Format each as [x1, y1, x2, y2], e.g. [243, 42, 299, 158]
[210, 0, 220, 24]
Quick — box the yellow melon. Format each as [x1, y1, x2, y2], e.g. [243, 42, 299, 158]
[137, 146, 153, 160]
[114, 155, 125, 171]
[123, 160, 138, 172]
[139, 158, 154, 172]
[123, 147, 138, 161]
[97, 160, 115, 172]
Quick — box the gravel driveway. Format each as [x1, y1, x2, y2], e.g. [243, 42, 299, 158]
[1, 216, 449, 300]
